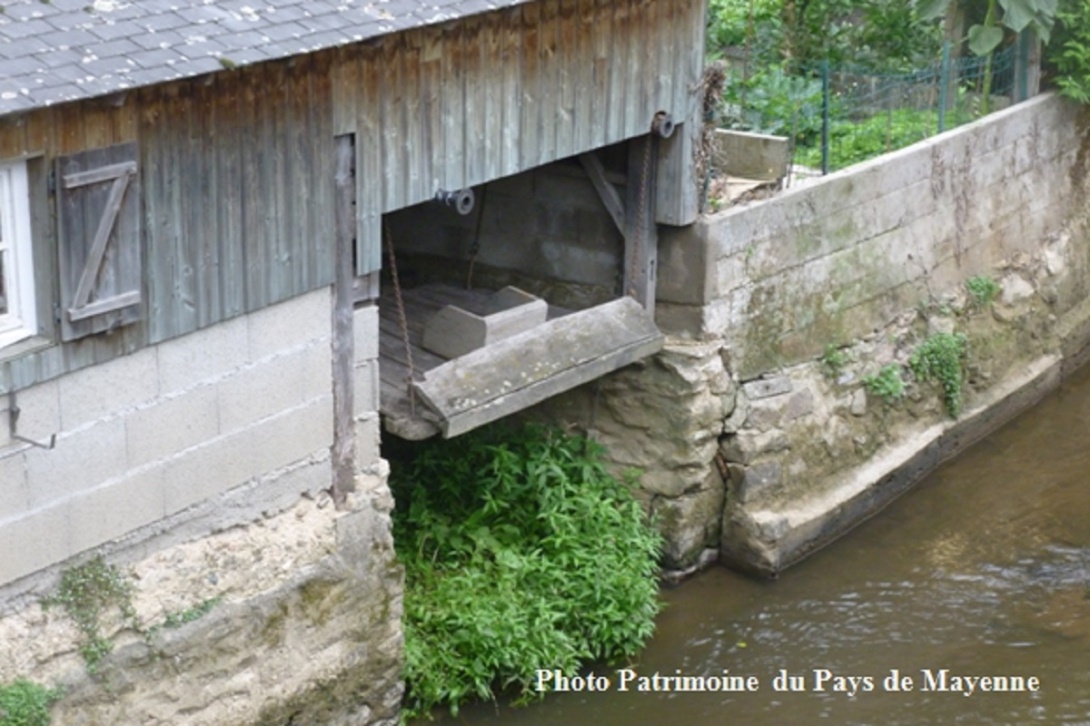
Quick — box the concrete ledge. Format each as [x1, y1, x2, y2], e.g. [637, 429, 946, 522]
[722, 354, 1063, 577]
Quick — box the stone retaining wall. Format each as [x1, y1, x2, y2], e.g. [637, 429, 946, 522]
[538, 93, 1090, 575]
[0, 288, 403, 723]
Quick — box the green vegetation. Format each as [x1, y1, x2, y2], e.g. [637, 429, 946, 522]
[966, 274, 1002, 308]
[707, 0, 943, 70]
[863, 363, 906, 404]
[42, 556, 138, 674]
[1051, 0, 1090, 103]
[910, 332, 969, 417]
[821, 343, 848, 378]
[0, 680, 62, 726]
[391, 424, 662, 720]
[159, 597, 222, 631]
[796, 103, 978, 170]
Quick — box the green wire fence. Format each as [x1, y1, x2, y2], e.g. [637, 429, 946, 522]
[716, 38, 1032, 184]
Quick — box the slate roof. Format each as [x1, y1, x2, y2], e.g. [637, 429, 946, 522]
[0, 0, 529, 116]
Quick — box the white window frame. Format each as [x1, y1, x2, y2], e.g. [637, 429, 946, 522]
[0, 160, 37, 350]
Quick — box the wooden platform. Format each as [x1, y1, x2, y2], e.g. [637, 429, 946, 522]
[378, 283, 663, 439]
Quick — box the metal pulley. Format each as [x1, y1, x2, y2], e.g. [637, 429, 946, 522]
[652, 111, 675, 139]
[434, 187, 475, 215]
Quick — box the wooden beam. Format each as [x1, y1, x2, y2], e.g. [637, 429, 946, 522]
[578, 151, 626, 234]
[624, 135, 658, 315]
[331, 134, 356, 505]
[414, 296, 663, 438]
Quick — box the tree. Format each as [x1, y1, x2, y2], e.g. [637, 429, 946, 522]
[920, 0, 1058, 112]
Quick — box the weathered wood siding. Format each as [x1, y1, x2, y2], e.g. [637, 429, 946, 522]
[138, 55, 335, 343]
[334, 0, 707, 273]
[0, 0, 704, 390]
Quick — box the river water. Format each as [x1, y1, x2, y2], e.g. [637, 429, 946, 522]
[449, 362, 1090, 725]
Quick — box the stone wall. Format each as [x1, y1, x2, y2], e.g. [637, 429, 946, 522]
[0, 288, 403, 723]
[538, 93, 1090, 575]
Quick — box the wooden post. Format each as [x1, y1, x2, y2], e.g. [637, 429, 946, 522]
[331, 134, 357, 506]
[624, 134, 658, 316]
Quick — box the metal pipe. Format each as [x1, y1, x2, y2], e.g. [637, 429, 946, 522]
[434, 188, 475, 215]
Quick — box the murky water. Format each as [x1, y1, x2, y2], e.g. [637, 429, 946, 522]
[448, 363, 1090, 725]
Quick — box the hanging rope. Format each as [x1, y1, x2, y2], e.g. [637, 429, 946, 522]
[384, 221, 417, 416]
[465, 185, 488, 290]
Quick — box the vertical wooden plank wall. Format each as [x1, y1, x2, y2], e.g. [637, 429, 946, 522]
[334, 0, 705, 275]
[0, 0, 705, 387]
[140, 57, 335, 343]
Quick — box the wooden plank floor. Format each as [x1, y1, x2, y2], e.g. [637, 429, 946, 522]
[377, 282, 570, 439]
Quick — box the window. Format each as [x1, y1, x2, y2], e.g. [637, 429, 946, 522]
[0, 160, 36, 350]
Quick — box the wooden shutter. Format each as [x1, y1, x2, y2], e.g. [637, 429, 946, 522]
[56, 142, 142, 341]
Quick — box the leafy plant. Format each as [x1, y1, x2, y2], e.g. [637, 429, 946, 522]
[863, 363, 906, 404]
[723, 65, 824, 142]
[42, 556, 138, 674]
[391, 424, 662, 720]
[796, 102, 978, 170]
[0, 680, 62, 726]
[1051, 0, 1090, 103]
[821, 343, 849, 378]
[920, 0, 1058, 112]
[707, 0, 782, 56]
[160, 598, 222, 631]
[966, 274, 1002, 308]
[910, 332, 969, 417]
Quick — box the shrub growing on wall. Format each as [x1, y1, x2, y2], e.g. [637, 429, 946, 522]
[390, 424, 662, 719]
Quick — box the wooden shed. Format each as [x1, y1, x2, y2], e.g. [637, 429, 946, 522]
[0, 0, 707, 455]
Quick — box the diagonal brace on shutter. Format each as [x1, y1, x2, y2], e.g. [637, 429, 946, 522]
[62, 161, 139, 322]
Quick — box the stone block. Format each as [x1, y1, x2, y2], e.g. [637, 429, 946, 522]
[783, 389, 814, 422]
[245, 395, 334, 477]
[162, 427, 253, 515]
[0, 451, 27, 516]
[126, 385, 220, 468]
[354, 413, 381, 472]
[59, 348, 158, 430]
[352, 304, 380, 362]
[716, 254, 748, 297]
[873, 141, 933, 198]
[69, 469, 166, 554]
[217, 349, 310, 434]
[353, 360, 379, 416]
[0, 401, 9, 450]
[744, 398, 783, 430]
[248, 288, 331, 362]
[8, 380, 60, 445]
[656, 225, 716, 305]
[302, 342, 333, 401]
[25, 418, 127, 510]
[157, 315, 249, 394]
[850, 388, 867, 417]
[0, 503, 70, 585]
[719, 435, 745, 464]
[735, 460, 781, 504]
[652, 478, 725, 570]
[742, 376, 792, 400]
[872, 179, 933, 237]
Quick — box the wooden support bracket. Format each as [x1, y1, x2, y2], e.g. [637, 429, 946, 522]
[578, 152, 626, 235]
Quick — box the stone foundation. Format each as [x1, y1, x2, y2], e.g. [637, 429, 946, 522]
[535, 94, 1090, 576]
[0, 468, 403, 725]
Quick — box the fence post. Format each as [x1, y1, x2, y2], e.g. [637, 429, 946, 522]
[821, 59, 830, 175]
[938, 41, 951, 133]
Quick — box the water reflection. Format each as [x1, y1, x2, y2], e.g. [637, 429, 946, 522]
[444, 365, 1090, 725]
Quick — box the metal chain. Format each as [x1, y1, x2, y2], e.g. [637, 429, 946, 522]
[384, 222, 417, 416]
[628, 124, 654, 301]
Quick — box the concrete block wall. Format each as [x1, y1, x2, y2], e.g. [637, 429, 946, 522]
[658, 94, 1088, 379]
[385, 162, 624, 297]
[0, 287, 384, 588]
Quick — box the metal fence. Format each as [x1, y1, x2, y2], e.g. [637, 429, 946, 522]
[715, 37, 1034, 188]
